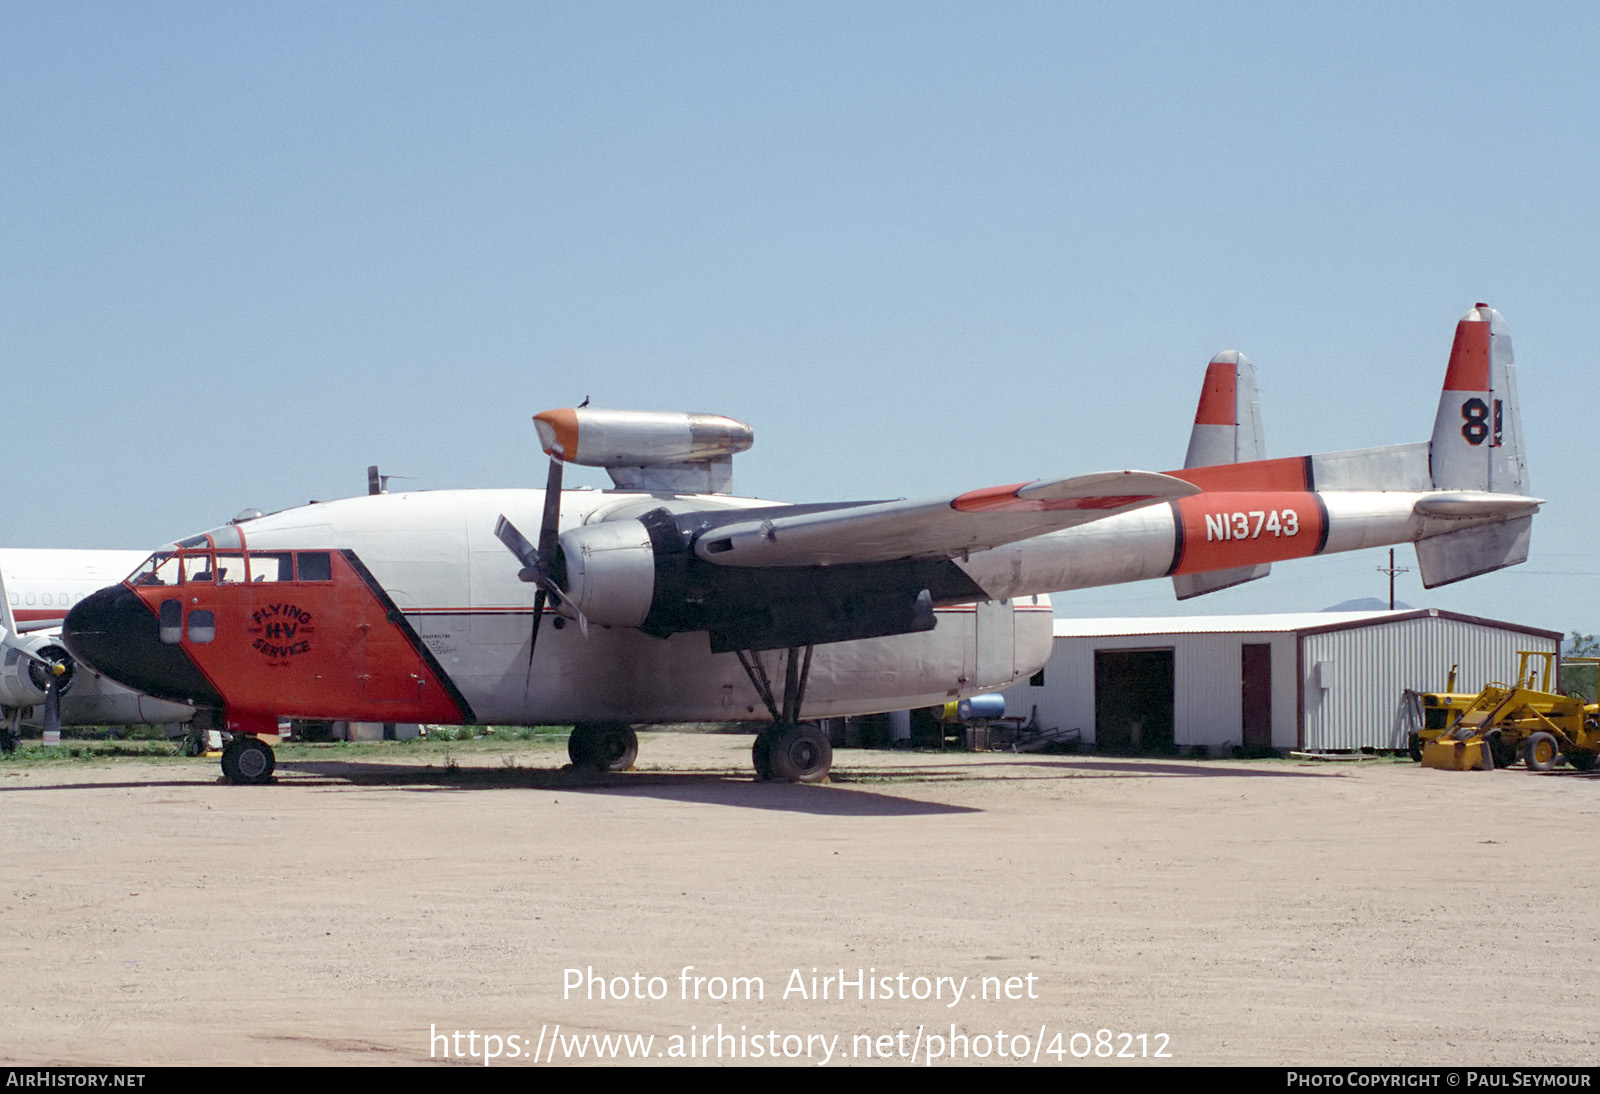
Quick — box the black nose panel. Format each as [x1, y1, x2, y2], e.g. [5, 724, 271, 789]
[63, 586, 225, 709]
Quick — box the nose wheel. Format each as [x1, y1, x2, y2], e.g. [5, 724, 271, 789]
[220, 736, 276, 785]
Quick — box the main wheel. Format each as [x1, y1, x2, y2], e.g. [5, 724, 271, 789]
[1566, 751, 1596, 772]
[1524, 731, 1560, 773]
[767, 723, 832, 784]
[1486, 731, 1518, 770]
[1407, 732, 1423, 763]
[568, 723, 638, 772]
[220, 736, 275, 785]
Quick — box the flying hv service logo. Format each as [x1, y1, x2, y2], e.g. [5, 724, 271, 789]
[248, 603, 315, 661]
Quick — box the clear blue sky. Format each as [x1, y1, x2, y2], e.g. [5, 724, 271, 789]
[4, 2, 1596, 634]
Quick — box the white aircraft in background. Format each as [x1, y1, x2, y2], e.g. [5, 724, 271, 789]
[65, 305, 1538, 785]
[0, 550, 195, 750]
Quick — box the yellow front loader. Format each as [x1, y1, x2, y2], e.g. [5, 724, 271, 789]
[1420, 654, 1600, 772]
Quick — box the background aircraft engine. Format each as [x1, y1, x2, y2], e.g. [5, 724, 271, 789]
[556, 520, 658, 628]
[0, 638, 76, 706]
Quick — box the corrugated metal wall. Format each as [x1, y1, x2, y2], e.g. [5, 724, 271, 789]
[1300, 617, 1558, 751]
[1003, 613, 1559, 753]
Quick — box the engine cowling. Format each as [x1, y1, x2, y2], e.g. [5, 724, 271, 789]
[0, 638, 76, 707]
[557, 521, 658, 628]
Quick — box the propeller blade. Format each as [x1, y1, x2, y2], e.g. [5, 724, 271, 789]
[521, 587, 549, 699]
[536, 457, 563, 568]
[0, 626, 51, 667]
[42, 677, 61, 742]
[494, 515, 540, 572]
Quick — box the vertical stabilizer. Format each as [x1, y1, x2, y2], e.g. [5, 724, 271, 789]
[1418, 304, 1534, 587]
[1429, 304, 1528, 493]
[1183, 351, 1266, 466]
[1174, 351, 1273, 600]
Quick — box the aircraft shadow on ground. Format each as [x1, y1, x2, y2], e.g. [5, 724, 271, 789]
[0, 763, 976, 816]
[267, 761, 980, 816]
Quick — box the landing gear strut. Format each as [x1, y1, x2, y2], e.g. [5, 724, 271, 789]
[737, 645, 832, 783]
[220, 736, 275, 785]
[568, 723, 638, 772]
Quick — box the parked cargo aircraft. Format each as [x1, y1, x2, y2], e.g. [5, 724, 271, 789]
[0, 550, 196, 750]
[63, 305, 1537, 784]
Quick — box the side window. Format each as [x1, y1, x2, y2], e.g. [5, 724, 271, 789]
[250, 553, 294, 582]
[296, 552, 332, 582]
[159, 599, 183, 644]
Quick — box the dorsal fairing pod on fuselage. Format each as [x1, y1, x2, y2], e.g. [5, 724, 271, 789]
[532, 408, 754, 494]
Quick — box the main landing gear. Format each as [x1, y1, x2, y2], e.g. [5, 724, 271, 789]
[736, 644, 833, 784]
[567, 722, 639, 772]
[220, 735, 275, 785]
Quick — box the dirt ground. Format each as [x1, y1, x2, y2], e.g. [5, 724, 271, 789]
[1, 732, 1596, 1067]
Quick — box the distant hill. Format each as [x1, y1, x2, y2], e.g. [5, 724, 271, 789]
[1323, 597, 1413, 612]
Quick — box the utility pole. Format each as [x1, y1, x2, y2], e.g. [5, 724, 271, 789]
[1378, 548, 1410, 610]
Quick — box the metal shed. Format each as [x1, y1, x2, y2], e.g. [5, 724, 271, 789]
[998, 610, 1562, 753]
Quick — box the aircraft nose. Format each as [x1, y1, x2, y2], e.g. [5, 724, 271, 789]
[63, 586, 225, 708]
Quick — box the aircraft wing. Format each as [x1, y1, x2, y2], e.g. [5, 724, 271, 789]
[691, 470, 1200, 567]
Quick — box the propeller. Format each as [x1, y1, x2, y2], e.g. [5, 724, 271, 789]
[495, 452, 589, 694]
[2, 628, 72, 741]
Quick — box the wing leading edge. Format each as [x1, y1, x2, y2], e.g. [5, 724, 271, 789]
[690, 470, 1202, 568]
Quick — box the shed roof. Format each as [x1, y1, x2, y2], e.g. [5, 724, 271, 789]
[1052, 609, 1560, 642]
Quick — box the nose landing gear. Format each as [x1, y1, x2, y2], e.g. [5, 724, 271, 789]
[220, 736, 275, 785]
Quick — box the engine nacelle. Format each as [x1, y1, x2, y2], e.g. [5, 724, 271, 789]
[557, 521, 658, 628]
[533, 408, 753, 467]
[0, 638, 76, 707]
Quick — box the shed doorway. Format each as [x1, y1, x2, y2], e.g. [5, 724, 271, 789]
[1094, 648, 1175, 753]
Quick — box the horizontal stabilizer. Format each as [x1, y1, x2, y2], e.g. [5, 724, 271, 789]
[695, 471, 1200, 567]
[1415, 515, 1532, 588]
[1413, 492, 1542, 520]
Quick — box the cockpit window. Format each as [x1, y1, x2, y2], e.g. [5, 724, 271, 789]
[132, 553, 183, 587]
